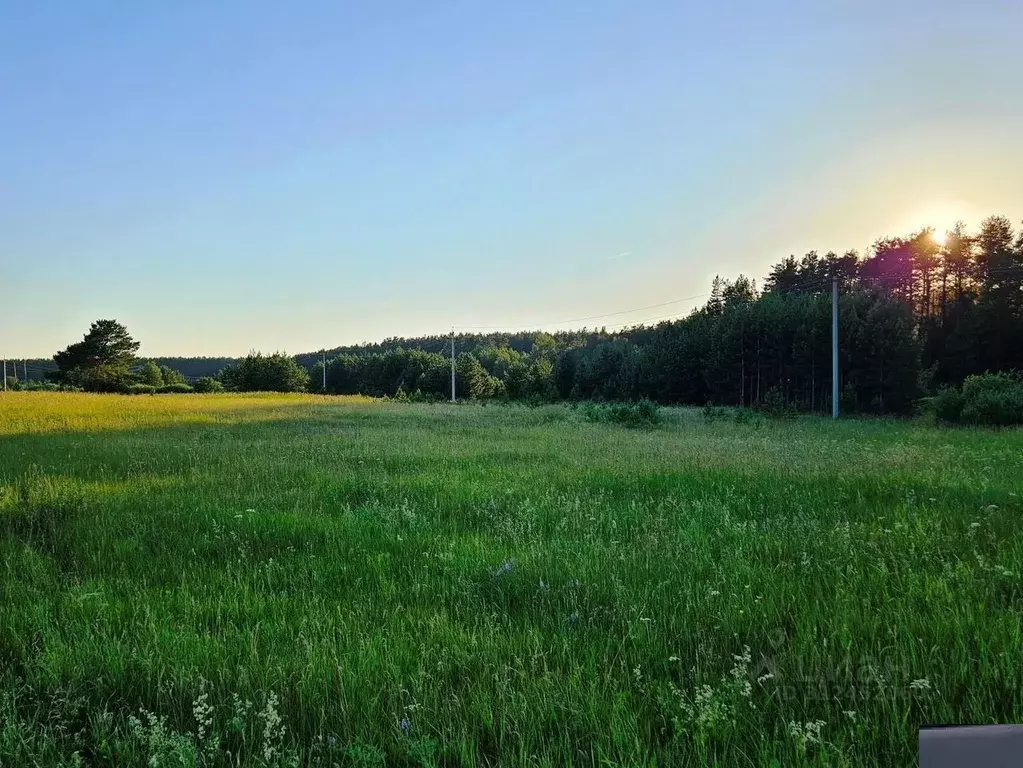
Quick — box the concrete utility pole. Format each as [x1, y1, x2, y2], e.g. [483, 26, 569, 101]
[450, 328, 456, 403]
[2, 360, 6, 392]
[832, 275, 839, 420]
[321, 350, 326, 392]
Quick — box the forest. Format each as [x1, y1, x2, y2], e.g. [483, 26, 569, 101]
[303, 216, 1023, 414]
[17, 215, 1023, 416]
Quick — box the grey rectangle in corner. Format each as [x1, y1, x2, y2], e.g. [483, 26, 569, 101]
[919, 726, 1023, 768]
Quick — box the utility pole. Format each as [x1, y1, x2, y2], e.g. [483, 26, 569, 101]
[2, 359, 6, 392]
[832, 275, 839, 420]
[450, 328, 456, 403]
[321, 350, 326, 392]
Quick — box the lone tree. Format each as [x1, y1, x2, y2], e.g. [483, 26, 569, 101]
[53, 319, 141, 391]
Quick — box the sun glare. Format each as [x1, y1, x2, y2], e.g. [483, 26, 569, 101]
[897, 202, 974, 248]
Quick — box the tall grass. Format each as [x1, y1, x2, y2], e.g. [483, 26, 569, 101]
[1, 393, 1021, 766]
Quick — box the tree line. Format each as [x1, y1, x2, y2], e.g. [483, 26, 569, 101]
[310, 216, 1023, 414]
[27, 214, 1023, 415]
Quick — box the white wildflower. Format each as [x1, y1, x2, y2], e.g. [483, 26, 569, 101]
[789, 719, 826, 751]
[258, 692, 285, 763]
[192, 687, 214, 744]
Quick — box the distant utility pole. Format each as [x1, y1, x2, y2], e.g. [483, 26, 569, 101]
[2, 359, 6, 392]
[321, 350, 326, 392]
[832, 275, 839, 420]
[450, 328, 456, 403]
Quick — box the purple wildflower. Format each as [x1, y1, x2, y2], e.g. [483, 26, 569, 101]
[494, 559, 514, 577]
[400, 718, 412, 736]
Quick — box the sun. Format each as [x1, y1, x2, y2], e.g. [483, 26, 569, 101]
[897, 202, 974, 247]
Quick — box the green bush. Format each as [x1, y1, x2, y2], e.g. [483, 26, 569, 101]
[219, 352, 310, 393]
[929, 373, 1023, 426]
[702, 403, 728, 423]
[155, 383, 194, 394]
[733, 407, 764, 427]
[11, 380, 67, 392]
[929, 388, 965, 424]
[759, 386, 798, 420]
[960, 373, 1023, 426]
[193, 377, 224, 394]
[408, 388, 443, 404]
[126, 384, 157, 395]
[582, 399, 661, 428]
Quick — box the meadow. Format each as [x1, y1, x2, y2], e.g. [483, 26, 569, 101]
[1, 392, 1021, 767]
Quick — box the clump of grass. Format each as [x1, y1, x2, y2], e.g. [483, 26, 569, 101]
[581, 399, 661, 428]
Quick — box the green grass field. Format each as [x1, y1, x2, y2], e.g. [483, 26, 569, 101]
[1, 393, 1021, 767]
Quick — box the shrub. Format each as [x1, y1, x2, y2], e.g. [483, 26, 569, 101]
[928, 373, 1023, 426]
[583, 399, 661, 428]
[759, 387, 798, 420]
[193, 377, 224, 394]
[155, 383, 194, 394]
[11, 380, 66, 392]
[126, 384, 157, 395]
[929, 388, 965, 424]
[702, 403, 728, 423]
[733, 408, 764, 427]
[407, 388, 443, 404]
[959, 373, 1023, 426]
[219, 353, 310, 393]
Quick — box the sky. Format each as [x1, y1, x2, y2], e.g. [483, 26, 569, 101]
[3, 0, 1023, 358]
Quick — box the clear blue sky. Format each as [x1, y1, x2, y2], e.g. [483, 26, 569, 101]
[3, 1, 1023, 357]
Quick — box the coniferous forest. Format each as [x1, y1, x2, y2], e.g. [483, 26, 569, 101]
[293, 217, 1023, 415]
[19, 216, 1023, 416]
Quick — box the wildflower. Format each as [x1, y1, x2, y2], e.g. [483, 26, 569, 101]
[789, 719, 826, 751]
[328, 735, 337, 746]
[567, 612, 580, 625]
[258, 692, 285, 763]
[708, 589, 720, 597]
[757, 672, 774, 684]
[192, 687, 214, 743]
[400, 718, 412, 736]
[910, 678, 931, 692]
[668, 655, 681, 662]
[494, 559, 514, 577]
[843, 710, 857, 722]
